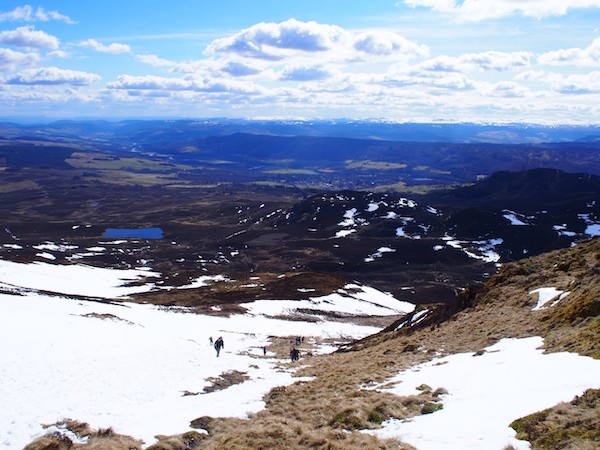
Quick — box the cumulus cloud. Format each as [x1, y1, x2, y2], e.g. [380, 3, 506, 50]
[549, 71, 600, 94]
[220, 60, 262, 77]
[0, 5, 75, 24]
[204, 18, 428, 66]
[0, 26, 59, 50]
[107, 75, 191, 90]
[206, 18, 346, 60]
[488, 81, 528, 98]
[78, 39, 131, 54]
[107, 73, 265, 96]
[135, 53, 175, 67]
[169, 58, 264, 78]
[403, 0, 600, 20]
[353, 31, 428, 58]
[188, 77, 265, 94]
[412, 51, 532, 74]
[7, 66, 100, 85]
[460, 51, 532, 71]
[384, 70, 475, 91]
[538, 37, 600, 66]
[280, 64, 332, 81]
[0, 48, 39, 71]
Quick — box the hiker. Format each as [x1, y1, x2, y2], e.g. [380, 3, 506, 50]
[214, 336, 224, 357]
[290, 348, 300, 361]
[263, 346, 267, 356]
[209, 336, 213, 346]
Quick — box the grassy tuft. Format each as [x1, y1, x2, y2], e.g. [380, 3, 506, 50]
[510, 389, 600, 449]
[146, 431, 207, 450]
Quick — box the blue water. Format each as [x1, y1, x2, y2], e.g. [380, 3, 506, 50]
[103, 227, 163, 239]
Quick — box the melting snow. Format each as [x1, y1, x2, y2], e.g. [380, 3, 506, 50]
[335, 229, 356, 238]
[530, 287, 570, 311]
[503, 210, 529, 226]
[178, 274, 230, 289]
[244, 283, 414, 317]
[0, 259, 401, 449]
[578, 213, 600, 236]
[0, 259, 158, 298]
[33, 242, 78, 252]
[368, 336, 600, 450]
[367, 202, 380, 212]
[365, 247, 396, 263]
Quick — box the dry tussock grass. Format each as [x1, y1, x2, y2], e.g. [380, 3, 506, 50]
[196, 415, 412, 450]
[146, 431, 207, 450]
[23, 419, 143, 450]
[510, 389, 600, 449]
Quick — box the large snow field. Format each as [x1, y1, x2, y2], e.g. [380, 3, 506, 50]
[4, 258, 600, 450]
[0, 259, 159, 298]
[0, 259, 389, 449]
[368, 336, 600, 450]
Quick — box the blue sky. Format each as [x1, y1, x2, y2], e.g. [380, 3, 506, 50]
[1, 1, 600, 123]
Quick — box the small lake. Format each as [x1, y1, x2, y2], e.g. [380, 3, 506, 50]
[103, 227, 163, 239]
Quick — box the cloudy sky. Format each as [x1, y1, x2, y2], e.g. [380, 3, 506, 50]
[1, 0, 600, 123]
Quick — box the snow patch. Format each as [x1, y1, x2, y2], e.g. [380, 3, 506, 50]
[530, 287, 570, 311]
[368, 336, 600, 450]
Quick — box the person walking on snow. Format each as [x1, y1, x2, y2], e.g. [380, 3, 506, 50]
[214, 336, 224, 357]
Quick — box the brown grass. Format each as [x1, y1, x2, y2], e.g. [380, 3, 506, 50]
[146, 431, 207, 450]
[23, 420, 143, 450]
[202, 370, 250, 393]
[510, 389, 600, 449]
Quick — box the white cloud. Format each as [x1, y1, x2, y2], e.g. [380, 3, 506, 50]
[403, 0, 600, 20]
[78, 39, 131, 54]
[410, 51, 532, 75]
[220, 60, 262, 77]
[460, 51, 532, 71]
[106, 73, 266, 98]
[188, 77, 265, 94]
[488, 81, 529, 98]
[170, 58, 265, 78]
[48, 49, 70, 59]
[538, 37, 600, 66]
[7, 67, 100, 86]
[205, 19, 428, 64]
[0, 48, 39, 71]
[383, 69, 475, 91]
[280, 64, 332, 81]
[107, 74, 191, 90]
[353, 31, 429, 58]
[206, 18, 347, 60]
[169, 60, 214, 75]
[135, 53, 175, 67]
[0, 26, 59, 50]
[550, 71, 600, 94]
[0, 5, 75, 24]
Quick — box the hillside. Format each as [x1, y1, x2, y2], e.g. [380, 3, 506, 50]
[3, 120, 600, 191]
[19, 237, 600, 450]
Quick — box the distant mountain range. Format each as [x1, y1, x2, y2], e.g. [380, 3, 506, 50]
[1, 120, 600, 190]
[2, 118, 600, 143]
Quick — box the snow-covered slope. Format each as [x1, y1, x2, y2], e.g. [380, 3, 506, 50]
[0, 259, 410, 449]
[368, 337, 600, 450]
